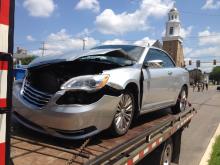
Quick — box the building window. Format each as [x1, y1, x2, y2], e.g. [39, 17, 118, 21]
[171, 15, 174, 20]
[169, 27, 174, 35]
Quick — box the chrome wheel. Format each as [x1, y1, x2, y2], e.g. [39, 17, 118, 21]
[172, 87, 188, 114]
[114, 93, 134, 135]
[179, 90, 187, 111]
[162, 143, 172, 165]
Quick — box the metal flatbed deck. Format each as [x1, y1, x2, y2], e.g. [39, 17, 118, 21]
[11, 107, 195, 165]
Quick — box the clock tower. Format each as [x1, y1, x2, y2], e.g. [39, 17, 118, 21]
[162, 6, 184, 67]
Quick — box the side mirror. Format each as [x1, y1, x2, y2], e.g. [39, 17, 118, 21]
[143, 63, 149, 69]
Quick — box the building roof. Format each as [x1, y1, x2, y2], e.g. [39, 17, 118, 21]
[152, 40, 163, 49]
[170, 7, 178, 12]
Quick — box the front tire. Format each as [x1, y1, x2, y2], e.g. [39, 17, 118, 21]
[172, 86, 187, 114]
[109, 91, 135, 136]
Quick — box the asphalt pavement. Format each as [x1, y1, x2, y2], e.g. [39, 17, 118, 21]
[179, 86, 220, 165]
[138, 86, 220, 165]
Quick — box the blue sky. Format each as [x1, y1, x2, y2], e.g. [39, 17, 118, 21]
[14, 0, 220, 71]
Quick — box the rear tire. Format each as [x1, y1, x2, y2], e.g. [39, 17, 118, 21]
[109, 91, 135, 136]
[172, 86, 187, 114]
[160, 139, 173, 165]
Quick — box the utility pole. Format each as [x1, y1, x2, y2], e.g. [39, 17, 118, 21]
[82, 38, 86, 50]
[39, 41, 47, 56]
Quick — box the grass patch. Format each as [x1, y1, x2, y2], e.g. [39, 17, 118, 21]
[209, 135, 220, 165]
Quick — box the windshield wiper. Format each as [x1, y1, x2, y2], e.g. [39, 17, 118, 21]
[79, 58, 123, 66]
[93, 58, 123, 66]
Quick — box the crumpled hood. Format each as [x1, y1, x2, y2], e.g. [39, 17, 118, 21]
[28, 48, 134, 68]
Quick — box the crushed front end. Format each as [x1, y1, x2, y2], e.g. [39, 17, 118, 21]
[13, 58, 124, 139]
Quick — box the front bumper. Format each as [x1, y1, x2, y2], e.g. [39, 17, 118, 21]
[13, 81, 121, 139]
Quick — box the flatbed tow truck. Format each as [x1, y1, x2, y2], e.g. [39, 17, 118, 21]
[0, 1, 196, 164]
[11, 105, 196, 165]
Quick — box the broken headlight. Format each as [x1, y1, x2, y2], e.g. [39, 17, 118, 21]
[61, 74, 110, 92]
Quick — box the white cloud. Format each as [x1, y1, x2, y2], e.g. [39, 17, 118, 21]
[140, 0, 174, 18]
[26, 35, 35, 41]
[180, 26, 193, 38]
[31, 49, 63, 56]
[102, 39, 128, 45]
[76, 28, 94, 38]
[202, 0, 220, 10]
[134, 37, 156, 46]
[31, 29, 98, 56]
[198, 29, 220, 46]
[30, 29, 159, 56]
[184, 28, 220, 72]
[102, 36, 157, 46]
[161, 29, 166, 36]
[184, 47, 193, 56]
[95, 9, 149, 35]
[95, 0, 174, 35]
[190, 47, 220, 58]
[184, 29, 220, 59]
[23, 0, 56, 17]
[75, 0, 100, 13]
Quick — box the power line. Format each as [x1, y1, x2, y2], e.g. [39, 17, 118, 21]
[180, 10, 220, 17]
[14, 33, 220, 46]
[185, 34, 220, 39]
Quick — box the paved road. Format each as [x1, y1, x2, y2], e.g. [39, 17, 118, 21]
[138, 86, 220, 165]
[179, 86, 220, 165]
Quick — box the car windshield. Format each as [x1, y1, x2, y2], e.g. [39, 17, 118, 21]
[79, 55, 135, 66]
[92, 45, 145, 61]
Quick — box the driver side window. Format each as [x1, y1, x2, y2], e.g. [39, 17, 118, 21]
[144, 49, 164, 68]
[144, 48, 175, 68]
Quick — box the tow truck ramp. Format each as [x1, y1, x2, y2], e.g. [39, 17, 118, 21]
[11, 106, 196, 165]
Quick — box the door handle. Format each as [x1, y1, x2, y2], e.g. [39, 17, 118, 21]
[168, 71, 173, 75]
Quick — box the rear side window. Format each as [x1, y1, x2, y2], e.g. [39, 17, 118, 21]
[144, 49, 175, 68]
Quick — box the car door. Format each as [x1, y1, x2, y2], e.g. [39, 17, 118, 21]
[141, 48, 174, 112]
[158, 50, 178, 102]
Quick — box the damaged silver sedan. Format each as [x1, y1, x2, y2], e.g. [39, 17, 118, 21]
[13, 45, 189, 139]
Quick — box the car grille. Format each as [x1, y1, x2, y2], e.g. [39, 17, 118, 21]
[22, 80, 52, 108]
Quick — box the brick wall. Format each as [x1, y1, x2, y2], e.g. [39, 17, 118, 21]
[163, 40, 184, 67]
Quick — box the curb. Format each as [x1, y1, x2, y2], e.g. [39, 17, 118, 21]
[199, 123, 220, 165]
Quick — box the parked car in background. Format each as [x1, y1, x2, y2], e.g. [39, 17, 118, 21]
[13, 45, 189, 139]
[13, 64, 27, 80]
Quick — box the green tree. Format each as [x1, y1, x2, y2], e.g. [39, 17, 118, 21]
[18, 56, 37, 65]
[210, 66, 220, 84]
